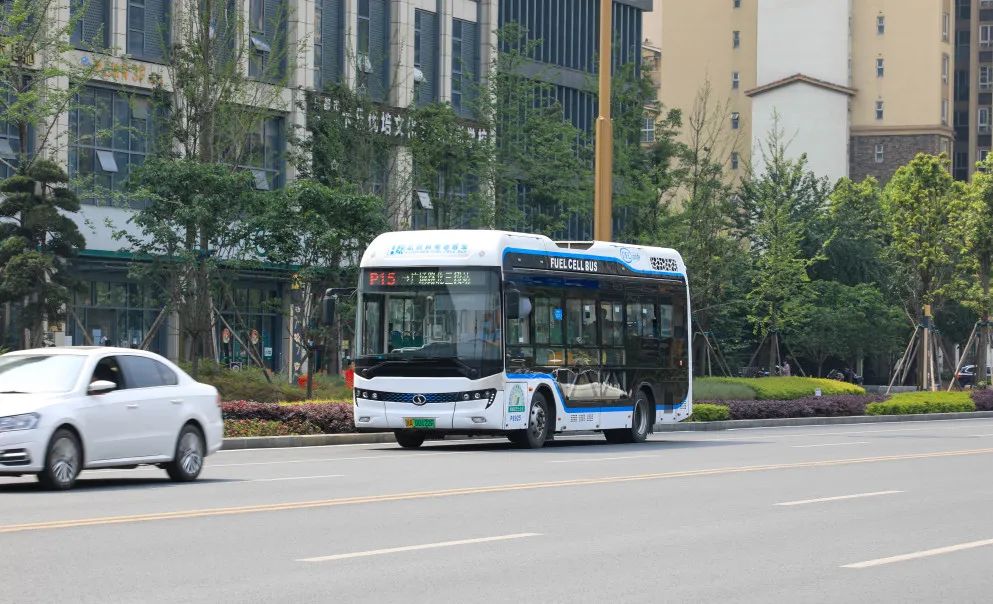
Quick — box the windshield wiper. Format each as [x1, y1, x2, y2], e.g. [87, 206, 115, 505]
[0, 390, 28, 394]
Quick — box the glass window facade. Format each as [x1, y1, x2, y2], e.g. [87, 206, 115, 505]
[0, 86, 30, 181]
[127, 0, 171, 62]
[315, 0, 344, 90]
[239, 116, 285, 190]
[71, 0, 110, 49]
[68, 86, 157, 207]
[414, 9, 439, 106]
[217, 285, 283, 370]
[70, 279, 167, 354]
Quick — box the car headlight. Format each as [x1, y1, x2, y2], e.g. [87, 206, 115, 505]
[0, 413, 40, 432]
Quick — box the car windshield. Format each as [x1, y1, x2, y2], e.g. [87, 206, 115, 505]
[356, 268, 502, 378]
[0, 355, 86, 394]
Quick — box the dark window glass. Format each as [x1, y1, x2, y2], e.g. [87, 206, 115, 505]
[118, 355, 171, 388]
[92, 357, 126, 389]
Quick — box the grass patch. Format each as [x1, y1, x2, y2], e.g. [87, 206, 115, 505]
[689, 403, 731, 422]
[696, 377, 863, 401]
[694, 378, 756, 401]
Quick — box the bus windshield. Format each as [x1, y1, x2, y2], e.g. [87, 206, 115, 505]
[356, 268, 502, 378]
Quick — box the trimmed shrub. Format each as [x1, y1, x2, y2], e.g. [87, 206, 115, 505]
[713, 395, 885, 420]
[970, 389, 993, 411]
[225, 419, 320, 437]
[191, 362, 352, 403]
[222, 400, 356, 434]
[690, 404, 731, 422]
[867, 392, 975, 416]
[694, 378, 756, 401]
[697, 377, 864, 401]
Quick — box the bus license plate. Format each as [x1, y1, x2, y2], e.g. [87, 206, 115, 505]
[405, 418, 435, 429]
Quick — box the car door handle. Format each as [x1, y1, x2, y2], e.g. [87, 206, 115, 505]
[126, 404, 139, 410]
[171, 399, 183, 405]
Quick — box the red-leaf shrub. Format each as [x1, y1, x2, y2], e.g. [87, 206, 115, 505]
[222, 401, 356, 434]
[703, 395, 886, 420]
[971, 389, 993, 411]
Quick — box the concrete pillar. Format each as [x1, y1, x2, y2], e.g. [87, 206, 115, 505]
[438, 0, 452, 102]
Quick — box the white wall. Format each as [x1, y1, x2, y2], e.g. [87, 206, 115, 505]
[756, 0, 851, 85]
[751, 83, 850, 184]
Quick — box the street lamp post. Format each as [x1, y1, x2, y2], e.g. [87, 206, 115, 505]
[593, 0, 614, 242]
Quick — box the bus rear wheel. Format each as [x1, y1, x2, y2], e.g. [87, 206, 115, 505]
[604, 393, 651, 444]
[394, 430, 426, 449]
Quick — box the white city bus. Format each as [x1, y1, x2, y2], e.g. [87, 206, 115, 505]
[349, 230, 692, 449]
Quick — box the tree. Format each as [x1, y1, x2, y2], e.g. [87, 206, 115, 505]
[122, 159, 263, 376]
[882, 154, 969, 317]
[963, 155, 993, 383]
[811, 177, 893, 287]
[407, 102, 492, 229]
[248, 180, 387, 376]
[480, 25, 590, 236]
[784, 280, 905, 377]
[0, 0, 97, 172]
[640, 82, 752, 372]
[0, 160, 85, 347]
[739, 121, 831, 372]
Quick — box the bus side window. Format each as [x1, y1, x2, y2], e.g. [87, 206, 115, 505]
[535, 296, 564, 366]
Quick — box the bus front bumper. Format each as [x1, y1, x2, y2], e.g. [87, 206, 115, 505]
[353, 391, 506, 432]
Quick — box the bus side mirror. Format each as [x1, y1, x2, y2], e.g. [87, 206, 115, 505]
[322, 291, 336, 325]
[505, 290, 532, 320]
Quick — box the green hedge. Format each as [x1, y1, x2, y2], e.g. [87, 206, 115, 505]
[188, 361, 352, 403]
[695, 377, 864, 401]
[866, 391, 975, 415]
[690, 404, 731, 422]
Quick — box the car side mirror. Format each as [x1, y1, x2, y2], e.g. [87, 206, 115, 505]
[88, 380, 117, 395]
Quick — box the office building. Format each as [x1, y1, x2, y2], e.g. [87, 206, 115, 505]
[645, 0, 954, 185]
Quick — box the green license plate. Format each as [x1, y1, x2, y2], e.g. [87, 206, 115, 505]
[508, 406, 526, 413]
[405, 418, 435, 429]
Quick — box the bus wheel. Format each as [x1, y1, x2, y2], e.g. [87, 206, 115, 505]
[605, 393, 650, 444]
[394, 430, 426, 449]
[515, 392, 550, 449]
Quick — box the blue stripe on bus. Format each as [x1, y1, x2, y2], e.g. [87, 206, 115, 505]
[507, 373, 687, 413]
[502, 247, 686, 279]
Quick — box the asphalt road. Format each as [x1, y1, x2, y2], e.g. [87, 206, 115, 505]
[4, 419, 993, 603]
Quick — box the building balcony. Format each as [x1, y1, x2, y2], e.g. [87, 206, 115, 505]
[979, 124, 991, 134]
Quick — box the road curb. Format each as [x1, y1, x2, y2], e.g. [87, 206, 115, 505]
[654, 411, 993, 431]
[222, 433, 397, 449]
[220, 411, 993, 449]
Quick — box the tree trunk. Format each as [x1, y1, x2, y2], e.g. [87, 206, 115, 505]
[817, 359, 825, 378]
[768, 331, 779, 375]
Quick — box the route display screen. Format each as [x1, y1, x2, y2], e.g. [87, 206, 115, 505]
[363, 269, 491, 289]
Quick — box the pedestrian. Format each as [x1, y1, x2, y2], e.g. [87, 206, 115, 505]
[781, 360, 791, 377]
[343, 357, 355, 389]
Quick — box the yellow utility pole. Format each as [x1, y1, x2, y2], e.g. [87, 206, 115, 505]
[593, 0, 614, 242]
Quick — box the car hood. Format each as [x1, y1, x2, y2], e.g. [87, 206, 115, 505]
[0, 393, 70, 416]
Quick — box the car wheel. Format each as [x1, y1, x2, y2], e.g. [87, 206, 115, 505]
[604, 393, 650, 444]
[38, 429, 82, 491]
[165, 424, 205, 482]
[515, 392, 550, 449]
[394, 430, 426, 449]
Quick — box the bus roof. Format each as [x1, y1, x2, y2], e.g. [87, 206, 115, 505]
[360, 230, 687, 277]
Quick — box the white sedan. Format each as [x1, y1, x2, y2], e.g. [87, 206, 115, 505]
[0, 347, 224, 490]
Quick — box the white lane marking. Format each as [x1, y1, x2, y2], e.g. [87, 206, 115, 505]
[548, 454, 660, 463]
[775, 490, 903, 507]
[843, 538, 993, 569]
[968, 433, 993, 437]
[792, 441, 870, 448]
[298, 533, 541, 563]
[688, 428, 924, 442]
[249, 474, 345, 483]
